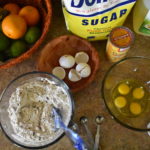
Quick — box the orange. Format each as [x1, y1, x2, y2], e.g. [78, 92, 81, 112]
[19, 6, 40, 26]
[4, 3, 20, 14]
[2, 14, 27, 39]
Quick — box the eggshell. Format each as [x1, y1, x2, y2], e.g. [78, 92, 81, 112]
[68, 69, 81, 82]
[76, 63, 91, 78]
[75, 51, 89, 64]
[59, 55, 75, 69]
[52, 66, 66, 79]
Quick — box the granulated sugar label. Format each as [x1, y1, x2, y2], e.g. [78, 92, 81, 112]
[62, 0, 136, 41]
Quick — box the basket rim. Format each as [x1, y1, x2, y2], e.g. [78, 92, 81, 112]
[0, 0, 52, 70]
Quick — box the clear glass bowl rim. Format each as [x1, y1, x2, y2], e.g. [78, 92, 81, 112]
[0, 71, 75, 149]
[102, 56, 150, 132]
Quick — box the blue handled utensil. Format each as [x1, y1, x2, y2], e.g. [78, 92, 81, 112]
[52, 107, 88, 150]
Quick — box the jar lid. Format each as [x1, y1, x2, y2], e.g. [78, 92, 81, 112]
[110, 26, 134, 48]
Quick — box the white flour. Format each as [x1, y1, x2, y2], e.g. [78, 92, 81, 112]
[8, 77, 72, 146]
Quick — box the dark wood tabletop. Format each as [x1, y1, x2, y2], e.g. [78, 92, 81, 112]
[0, 0, 150, 150]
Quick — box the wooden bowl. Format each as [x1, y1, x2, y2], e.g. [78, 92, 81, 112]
[37, 35, 100, 93]
[0, 0, 52, 69]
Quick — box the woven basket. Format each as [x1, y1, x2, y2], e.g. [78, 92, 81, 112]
[0, 0, 52, 69]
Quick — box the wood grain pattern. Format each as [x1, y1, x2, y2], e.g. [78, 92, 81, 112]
[0, 0, 149, 150]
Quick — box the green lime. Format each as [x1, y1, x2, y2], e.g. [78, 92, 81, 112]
[0, 32, 10, 51]
[10, 40, 27, 57]
[0, 22, 2, 32]
[25, 27, 41, 44]
[5, 48, 12, 58]
[0, 53, 5, 61]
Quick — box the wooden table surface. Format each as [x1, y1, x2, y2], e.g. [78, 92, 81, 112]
[0, 0, 150, 150]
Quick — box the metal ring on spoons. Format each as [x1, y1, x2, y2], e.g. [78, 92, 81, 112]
[80, 116, 94, 150]
[94, 116, 105, 150]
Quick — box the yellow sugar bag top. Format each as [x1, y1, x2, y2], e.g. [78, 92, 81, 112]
[62, 0, 136, 41]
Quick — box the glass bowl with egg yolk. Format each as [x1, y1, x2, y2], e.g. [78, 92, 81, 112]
[102, 57, 150, 132]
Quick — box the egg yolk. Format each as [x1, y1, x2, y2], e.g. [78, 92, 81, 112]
[133, 87, 145, 99]
[118, 83, 130, 95]
[130, 102, 142, 115]
[114, 96, 127, 108]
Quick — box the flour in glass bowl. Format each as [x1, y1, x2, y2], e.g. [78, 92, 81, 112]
[8, 77, 72, 146]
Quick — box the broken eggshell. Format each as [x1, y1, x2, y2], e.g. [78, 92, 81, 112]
[37, 35, 100, 92]
[52, 66, 66, 80]
[59, 55, 75, 69]
[75, 51, 89, 64]
[68, 69, 81, 82]
[76, 63, 91, 78]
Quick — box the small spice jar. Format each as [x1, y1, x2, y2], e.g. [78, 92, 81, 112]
[106, 26, 134, 62]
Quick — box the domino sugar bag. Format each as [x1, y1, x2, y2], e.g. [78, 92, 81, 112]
[62, 0, 136, 41]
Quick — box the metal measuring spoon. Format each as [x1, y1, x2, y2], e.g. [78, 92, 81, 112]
[94, 116, 105, 150]
[80, 116, 94, 150]
[71, 123, 79, 133]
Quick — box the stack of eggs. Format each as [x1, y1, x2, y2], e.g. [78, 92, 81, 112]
[52, 52, 91, 82]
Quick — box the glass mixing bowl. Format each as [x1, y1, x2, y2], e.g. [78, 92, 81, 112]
[0, 72, 74, 149]
[102, 57, 150, 131]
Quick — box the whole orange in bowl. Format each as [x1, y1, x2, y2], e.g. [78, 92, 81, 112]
[19, 6, 40, 26]
[2, 14, 27, 39]
[0, 0, 52, 70]
[3, 3, 20, 14]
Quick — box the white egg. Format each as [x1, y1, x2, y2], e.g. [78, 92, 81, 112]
[59, 55, 75, 69]
[68, 69, 81, 82]
[75, 52, 89, 64]
[76, 63, 91, 78]
[52, 67, 66, 80]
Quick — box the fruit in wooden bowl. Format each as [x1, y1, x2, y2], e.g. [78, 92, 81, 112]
[0, 0, 52, 69]
[37, 35, 100, 93]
